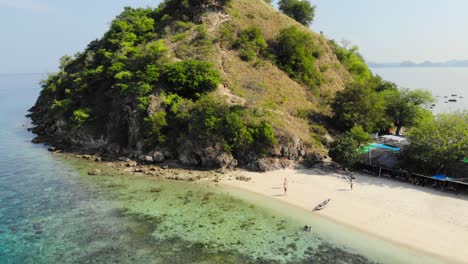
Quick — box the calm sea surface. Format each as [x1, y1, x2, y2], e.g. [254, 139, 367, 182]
[372, 67, 468, 114]
[0, 76, 444, 263]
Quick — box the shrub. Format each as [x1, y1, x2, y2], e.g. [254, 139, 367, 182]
[144, 111, 168, 144]
[51, 99, 72, 111]
[234, 27, 268, 62]
[274, 26, 322, 89]
[162, 93, 195, 133]
[251, 121, 277, 153]
[188, 96, 276, 153]
[105, 7, 156, 49]
[219, 23, 236, 46]
[137, 96, 150, 112]
[164, 93, 194, 119]
[240, 49, 257, 62]
[145, 40, 168, 60]
[72, 108, 92, 126]
[162, 60, 222, 99]
[140, 64, 161, 84]
[192, 25, 213, 54]
[114, 71, 133, 81]
[332, 42, 371, 83]
[328, 133, 360, 167]
[348, 125, 371, 146]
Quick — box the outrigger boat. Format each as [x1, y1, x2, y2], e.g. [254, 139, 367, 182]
[313, 199, 331, 211]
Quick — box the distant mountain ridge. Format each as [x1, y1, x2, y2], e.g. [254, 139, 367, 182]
[369, 60, 468, 68]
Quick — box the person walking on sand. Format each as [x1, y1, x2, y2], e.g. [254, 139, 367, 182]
[350, 179, 353, 190]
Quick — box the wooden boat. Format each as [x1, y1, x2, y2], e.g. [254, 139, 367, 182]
[448, 99, 457, 102]
[313, 199, 331, 211]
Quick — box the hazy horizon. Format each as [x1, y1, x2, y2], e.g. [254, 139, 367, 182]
[1, 0, 468, 73]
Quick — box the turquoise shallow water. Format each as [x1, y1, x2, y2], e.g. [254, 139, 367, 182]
[0, 77, 445, 263]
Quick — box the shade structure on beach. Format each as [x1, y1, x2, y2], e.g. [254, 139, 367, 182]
[380, 135, 407, 142]
[432, 174, 453, 181]
[362, 143, 400, 153]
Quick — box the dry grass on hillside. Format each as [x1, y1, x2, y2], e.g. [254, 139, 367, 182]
[227, 0, 351, 94]
[165, 0, 352, 149]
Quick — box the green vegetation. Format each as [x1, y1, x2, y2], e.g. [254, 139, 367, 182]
[278, 0, 316, 26]
[332, 77, 433, 135]
[156, 0, 232, 21]
[188, 96, 276, 153]
[405, 111, 468, 173]
[38, 0, 451, 170]
[332, 41, 371, 83]
[32, 0, 366, 167]
[274, 26, 321, 89]
[328, 125, 372, 167]
[145, 111, 169, 144]
[162, 60, 222, 99]
[328, 134, 360, 167]
[233, 26, 268, 62]
[51, 98, 72, 111]
[329, 69, 464, 173]
[331, 82, 387, 132]
[348, 125, 372, 146]
[72, 108, 92, 127]
[381, 88, 434, 135]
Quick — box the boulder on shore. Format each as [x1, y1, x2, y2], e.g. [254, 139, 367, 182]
[144, 156, 154, 163]
[177, 141, 236, 169]
[153, 152, 165, 163]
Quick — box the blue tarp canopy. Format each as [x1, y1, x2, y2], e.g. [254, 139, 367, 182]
[362, 143, 400, 153]
[432, 174, 453, 181]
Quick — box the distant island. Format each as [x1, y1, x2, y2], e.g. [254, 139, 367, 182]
[369, 60, 468, 68]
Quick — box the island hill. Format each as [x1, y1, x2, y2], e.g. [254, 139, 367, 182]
[28, 0, 398, 171]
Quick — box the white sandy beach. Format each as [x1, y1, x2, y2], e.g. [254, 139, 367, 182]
[221, 169, 468, 263]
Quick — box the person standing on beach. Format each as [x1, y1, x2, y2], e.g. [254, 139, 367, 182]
[347, 170, 354, 191]
[283, 177, 288, 196]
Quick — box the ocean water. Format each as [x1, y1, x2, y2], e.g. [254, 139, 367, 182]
[372, 67, 468, 114]
[0, 76, 445, 263]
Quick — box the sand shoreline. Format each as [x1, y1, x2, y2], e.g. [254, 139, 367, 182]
[220, 168, 468, 263]
[71, 153, 468, 263]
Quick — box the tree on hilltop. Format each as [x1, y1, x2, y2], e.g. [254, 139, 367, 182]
[278, 0, 316, 26]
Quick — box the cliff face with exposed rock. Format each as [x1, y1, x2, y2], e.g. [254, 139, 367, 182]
[29, 0, 355, 171]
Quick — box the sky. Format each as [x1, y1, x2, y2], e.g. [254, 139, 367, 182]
[1, 0, 467, 74]
[312, 0, 468, 63]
